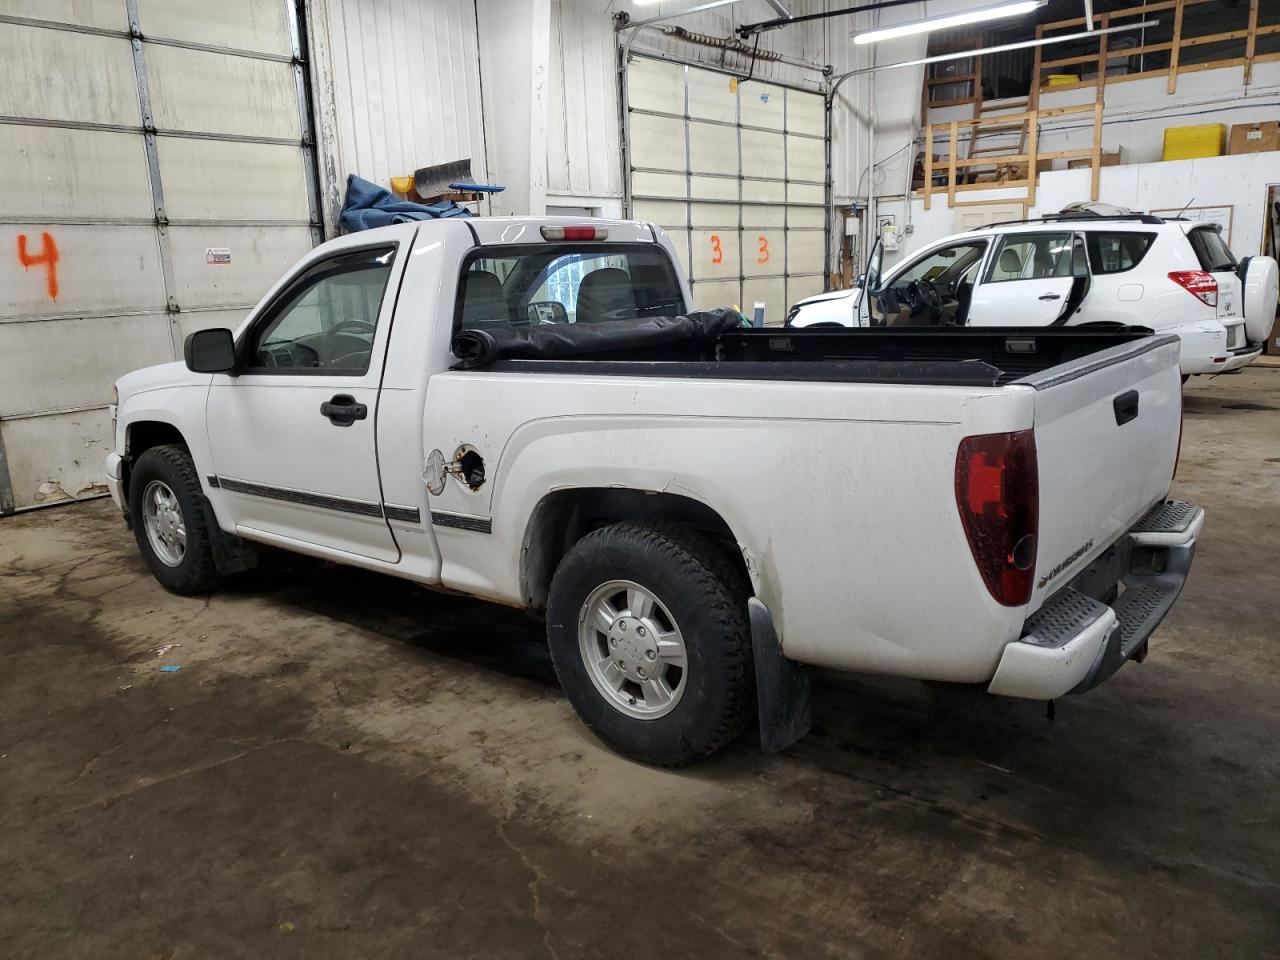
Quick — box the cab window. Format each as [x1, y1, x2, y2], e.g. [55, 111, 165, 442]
[457, 245, 685, 329]
[245, 246, 395, 374]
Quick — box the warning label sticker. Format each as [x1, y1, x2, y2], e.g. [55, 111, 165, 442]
[205, 247, 231, 265]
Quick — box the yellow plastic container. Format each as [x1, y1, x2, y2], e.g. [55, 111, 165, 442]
[1046, 74, 1078, 86]
[1163, 123, 1226, 161]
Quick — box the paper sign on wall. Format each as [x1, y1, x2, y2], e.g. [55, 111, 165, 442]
[205, 247, 231, 265]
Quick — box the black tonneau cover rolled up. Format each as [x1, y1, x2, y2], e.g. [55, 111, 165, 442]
[451, 308, 744, 369]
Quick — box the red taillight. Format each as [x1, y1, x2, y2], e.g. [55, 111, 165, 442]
[955, 430, 1039, 607]
[1168, 270, 1218, 307]
[541, 225, 608, 241]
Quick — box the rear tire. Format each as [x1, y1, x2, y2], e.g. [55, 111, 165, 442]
[128, 444, 221, 595]
[546, 522, 753, 766]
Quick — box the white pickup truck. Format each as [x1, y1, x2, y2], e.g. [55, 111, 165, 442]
[106, 217, 1204, 766]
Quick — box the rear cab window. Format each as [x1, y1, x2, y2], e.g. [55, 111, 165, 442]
[1186, 227, 1237, 272]
[457, 244, 686, 330]
[1084, 231, 1156, 274]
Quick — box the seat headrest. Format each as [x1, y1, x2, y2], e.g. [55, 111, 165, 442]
[998, 248, 1023, 276]
[462, 270, 507, 325]
[576, 267, 636, 323]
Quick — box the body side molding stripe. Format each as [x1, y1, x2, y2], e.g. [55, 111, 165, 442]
[430, 511, 492, 534]
[384, 504, 422, 523]
[217, 476, 384, 518]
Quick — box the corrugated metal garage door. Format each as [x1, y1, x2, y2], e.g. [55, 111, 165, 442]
[626, 56, 827, 325]
[0, 0, 320, 512]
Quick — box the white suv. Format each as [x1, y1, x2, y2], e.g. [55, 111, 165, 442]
[788, 213, 1278, 377]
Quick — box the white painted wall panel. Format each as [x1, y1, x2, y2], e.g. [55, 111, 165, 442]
[0, 3, 318, 511]
[689, 121, 736, 176]
[310, 0, 489, 231]
[174, 309, 253, 342]
[630, 113, 686, 170]
[548, 0, 621, 200]
[739, 81, 786, 130]
[0, 127, 152, 220]
[688, 66, 735, 121]
[158, 139, 310, 221]
[0, 408, 114, 505]
[137, 0, 291, 55]
[0, 24, 137, 125]
[167, 225, 312, 309]
[626, 56, 684, 112]
[786, 134, 824, 183]
[0, 224, 164, 319]
[0, 314, 173, 417]
[0, 0, 124, 29]
[146, 45, 300, 139]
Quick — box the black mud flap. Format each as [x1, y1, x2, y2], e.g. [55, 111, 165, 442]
[197, 494, 259, 575]
[749, 598, 812, 753]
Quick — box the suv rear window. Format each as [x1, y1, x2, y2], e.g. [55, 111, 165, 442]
[1085, 231, 1156, 274]
[457, 244, 685, 330]
[1186, 227, 1237, 272]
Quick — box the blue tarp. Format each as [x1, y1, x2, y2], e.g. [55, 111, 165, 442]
[339, 174, 472, 232]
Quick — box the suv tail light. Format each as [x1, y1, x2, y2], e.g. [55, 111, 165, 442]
[1168, 270, 1218, 307]
[955, 430, 1039, 607]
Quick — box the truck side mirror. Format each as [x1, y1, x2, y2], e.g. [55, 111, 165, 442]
[184, 328, 237, 374]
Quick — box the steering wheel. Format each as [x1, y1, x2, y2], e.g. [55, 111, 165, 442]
[911, 279, 944, 315]
[326, 319, 376, 338]
[323, 318, 377, 369]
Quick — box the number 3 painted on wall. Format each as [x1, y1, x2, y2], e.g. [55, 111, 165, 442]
[757, 235, 770, 265]
[710, 233, 723, 265]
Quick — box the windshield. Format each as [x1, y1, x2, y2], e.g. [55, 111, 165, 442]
[457, 244, 685, 330]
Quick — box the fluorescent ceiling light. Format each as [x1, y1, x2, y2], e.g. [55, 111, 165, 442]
[853, 0, 1046, 45]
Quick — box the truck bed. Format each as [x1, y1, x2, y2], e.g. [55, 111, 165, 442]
[472, 327, 1168, 388]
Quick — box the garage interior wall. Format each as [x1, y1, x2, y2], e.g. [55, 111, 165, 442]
[0, 0, 951, 513]
[0, 0, 319, 512]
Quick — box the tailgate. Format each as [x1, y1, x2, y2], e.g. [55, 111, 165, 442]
[1019, 335, 1183, 613]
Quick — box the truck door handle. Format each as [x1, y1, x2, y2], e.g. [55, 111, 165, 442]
[1113, 390, 1140, 426]
[1038, 292, 1062, 301]
[320, 394, 367, 426]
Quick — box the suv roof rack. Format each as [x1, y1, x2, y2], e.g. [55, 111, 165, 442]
[970, 213, 1167, 231]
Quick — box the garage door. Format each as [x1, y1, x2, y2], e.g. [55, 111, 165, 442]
[0, 0, 320, 513]
[626, 56, 827, 325]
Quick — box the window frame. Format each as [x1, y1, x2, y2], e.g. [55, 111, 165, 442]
[982, 231, 1083, 285]
[236, 242, 399, 378]
[451, 242, 687, 336]
[1083, 230, 1157, 276]
[887, 238, 990, 289]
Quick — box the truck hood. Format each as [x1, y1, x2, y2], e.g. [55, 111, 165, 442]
[116, 361, 201, 403]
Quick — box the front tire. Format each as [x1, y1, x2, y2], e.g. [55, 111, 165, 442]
[128, 444, 221, 595]
[546, 522, 752, 766]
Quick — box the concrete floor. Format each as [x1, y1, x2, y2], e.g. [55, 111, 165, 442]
[2, 368, 1278, 960]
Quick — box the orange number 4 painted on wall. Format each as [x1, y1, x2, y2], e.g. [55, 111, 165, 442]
[17, 231, 60, 301]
